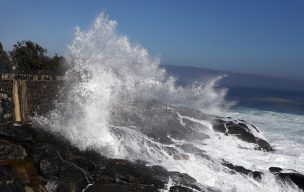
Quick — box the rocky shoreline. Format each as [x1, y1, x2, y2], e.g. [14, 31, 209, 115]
[1, 99, 304, 192]
[0, 122, 213, 192]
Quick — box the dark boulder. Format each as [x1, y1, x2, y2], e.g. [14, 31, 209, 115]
[278, 173, 304, 191]
[0, 123, 34, 142]
[0, 142, 27, 160]
[212, 119, 273, 151]
[0, 122, 214, 192]
[86, 183, 157, 192]
[0, 165, 26, 192]
[222, 161, 262, 180]
[169, 186, 199, 192]
[269, 167, 304, 191]
[269, 166, 283, 173]
[0, 160, 47, 192]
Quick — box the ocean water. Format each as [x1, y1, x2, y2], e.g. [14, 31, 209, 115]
[227, 87, 304, 115]
[226, 88, 304, 173]
[227, 87, 304, 159]
[35, 13, 304, 192]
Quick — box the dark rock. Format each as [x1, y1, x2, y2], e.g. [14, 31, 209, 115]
[178, 143, 206, 154]
[195, 152, 213, 161]
[39, 157, 60, 179]
[175, 106, 212, 121]
[173, 154, 190, 160]
[87, 183, 157, 192]
[112, 100, 273, 155]
[0, 159, 47, 192]
[0, 122, 210, 191]
[212, 119, 273, 151]
[278, 172, 304, 191]
[163, 146, 179, 155]
[111, 100, 210, 144]
[269, 167, 283, 173]
[255, 139, 273, 151]
[0, 165, 26, 192]
[0, 143, 27, 160]
[0, 123, 34, 142]
[222, 161, 262, 180]
[0, 99, 281, 192]
[269, 167, 304, 191]
[168, 172, 197, 185]
[170, 185, 197, 192]
[0, 41, 3, 53]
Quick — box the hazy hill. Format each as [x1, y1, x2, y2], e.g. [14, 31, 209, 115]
[161, 65, 304, 92]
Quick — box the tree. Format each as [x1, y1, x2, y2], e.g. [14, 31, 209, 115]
[0, 41, 12, 73]
[10, 40, 48, 73]
[46, 54, 67, 76]
[9, 40, 67, 75]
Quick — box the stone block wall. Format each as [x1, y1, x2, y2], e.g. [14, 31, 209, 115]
[26, 80, 64, 120]
[0, 80, 14, 122]
[0, 74, 65, 123]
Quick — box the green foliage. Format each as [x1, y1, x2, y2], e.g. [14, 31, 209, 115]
[45, 54, 67, 75]
[9, 40, 67, 75]
[0, 42, 11, 72]
[10, 41, 47, 73]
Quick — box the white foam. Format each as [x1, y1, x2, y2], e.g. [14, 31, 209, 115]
[34, 13, 303, 192]
[228, 108, 304, 172]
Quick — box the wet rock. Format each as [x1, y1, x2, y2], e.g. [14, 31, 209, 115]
[39, 157, 60, 179]
[212, 119, 273, 151]
[0, 123, 34, 142]
[32, 145, 90, 191]
[87, 183, 157, 192]
[269, 167, 304, 191]
[173, 154, 190, 160]
[269, 166, 283, 173]
[195, 152, 213, 161]
[111, 100, 210, 144]
[175, 106, 212, 121]
[0, 160, 47, 192]
[255, 139, 273, 151]
[168, 172, 197, 185]
[0, 165, 26, 192]
[222, 161, 262, 180]
[0, 122, 208, 191]
[169, 186, 197, 192]
[163, 146, 179, 155]
[178, 143, 206, 154]
[278, 172, 304, 191]
[0, 99, 283, 192]
[93, 158, 168, 189]
[113, 100, 273, 153]
[0, 143, 27, 160]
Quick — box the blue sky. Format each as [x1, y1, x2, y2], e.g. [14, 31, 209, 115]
[0, 0, 303, 80]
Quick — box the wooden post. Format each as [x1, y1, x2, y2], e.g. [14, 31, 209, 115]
[13, 80, 22, 122]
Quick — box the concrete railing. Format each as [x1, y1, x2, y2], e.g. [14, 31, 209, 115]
[0, 73, 66, 81]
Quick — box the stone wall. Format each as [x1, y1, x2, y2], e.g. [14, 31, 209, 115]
[0, 80, 14, 122]
[0, 74, 65, 123]
[26, 80, 64, 120]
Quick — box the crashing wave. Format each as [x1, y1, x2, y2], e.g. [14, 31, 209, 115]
[34, 13, 303, 192]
